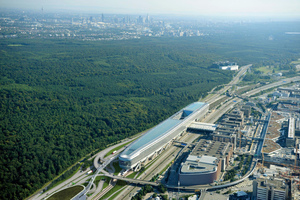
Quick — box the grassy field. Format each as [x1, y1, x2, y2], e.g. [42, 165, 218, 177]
[113, 161, 123, 175]
[126, 171, 139, 179]
[47, 185, 84, 200]
[94, 176, 111, 189]
[256, 66, 275, 74]
[108, 188, 126, 200]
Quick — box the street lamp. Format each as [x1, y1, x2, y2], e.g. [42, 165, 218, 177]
[178, 180, 180, 199]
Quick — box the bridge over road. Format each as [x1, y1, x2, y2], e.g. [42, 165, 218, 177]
[101, 174, 160, 187]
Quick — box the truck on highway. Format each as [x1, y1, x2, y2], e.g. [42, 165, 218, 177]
[86, 170, 93, 175]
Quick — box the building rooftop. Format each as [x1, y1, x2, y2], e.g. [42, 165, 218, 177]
[181, 155, 217, 174]
[288, 118, 295, 139]
[120, 102, 207, 159]
[266, 113, 282, 140]
[202, 192, 229, 200]
[256, 178, 287, 191]
[188, 122, 217, 132]
[262, 140, 281, 154]
[271, 111, 285, 121]
[191, 139, 232, 158]
[180, 139, 233, 174]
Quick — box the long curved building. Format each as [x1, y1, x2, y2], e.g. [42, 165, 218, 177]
[119, 102, 209, 170]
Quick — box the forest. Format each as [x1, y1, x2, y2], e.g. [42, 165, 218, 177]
[1, 21, 300, 199]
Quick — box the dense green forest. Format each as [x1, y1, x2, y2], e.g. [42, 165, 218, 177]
[0, 21, 300, 199]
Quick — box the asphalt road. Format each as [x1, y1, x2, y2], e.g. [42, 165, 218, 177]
[30, 167, 91, 200]
[31, 66, 300, 200]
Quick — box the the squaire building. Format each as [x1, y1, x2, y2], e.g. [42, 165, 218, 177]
[119, 102, 209, 170]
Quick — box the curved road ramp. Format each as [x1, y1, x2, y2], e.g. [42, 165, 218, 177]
[45, 185, 85, 200]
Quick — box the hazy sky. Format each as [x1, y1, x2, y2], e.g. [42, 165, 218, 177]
[2, 0, 300, 17]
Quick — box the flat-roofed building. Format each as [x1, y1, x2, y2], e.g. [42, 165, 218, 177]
[211, 109, 244, 149]
[119, 102, 209, 170]
[187, 122, 217, 133]
[179, 139, 233, 185]
[286, 118, 295, 147]
[253, 178, 288, 200]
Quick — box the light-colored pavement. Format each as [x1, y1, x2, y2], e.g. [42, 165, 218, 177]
[30, 168, 91, 200]
[117, 132, 200, 200]
[32, 66, 300, 200]
[93, 137, 137, 169]
[87, 178, 105, 199]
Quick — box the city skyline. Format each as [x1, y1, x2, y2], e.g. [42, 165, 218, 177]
[1, 0, 300, 18]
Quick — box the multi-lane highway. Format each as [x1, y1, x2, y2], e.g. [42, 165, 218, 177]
[33, 63, 300, 199]
[203, 64, 251, 103]
[241, 76, 300, 98]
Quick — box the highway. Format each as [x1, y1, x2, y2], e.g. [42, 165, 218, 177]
[93, 71, 300, 197]
[102, 174, 159, 186]
[203, 64, 251, 103]
[30, 167, 91, 200]
[241, 76, 300, 98]
[117, 132, 201, 199]
[33, 65, 300, 199]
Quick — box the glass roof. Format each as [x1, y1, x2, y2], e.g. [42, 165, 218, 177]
[121, 102, 206, 157]
[184, 102, 205, 111]
[123, 119, 181, 155]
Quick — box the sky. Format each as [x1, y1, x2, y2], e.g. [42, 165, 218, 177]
[1, 0, 300, 17]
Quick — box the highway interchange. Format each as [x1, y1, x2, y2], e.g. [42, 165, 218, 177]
[31, 65, 300, 200]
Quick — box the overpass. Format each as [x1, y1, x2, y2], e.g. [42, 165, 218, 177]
[72, 156, 116, 200]
[165, 161, 257, 192]
[102, 174, 159, 186]
[187, 122, 217, 132]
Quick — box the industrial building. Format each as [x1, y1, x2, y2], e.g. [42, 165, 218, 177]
[119, 102, 209, 170]
[241, 105, 251, 118]
[187, 122, 217, 133]
[212, 109, 245, 149]
[253, 178, 288, 200]
[179, 139, 233, 185]
[264, 148, 297, 166]
[286, 118, 295, 147]
[216, 61, 239, 71]
[295, 118, 300, 136]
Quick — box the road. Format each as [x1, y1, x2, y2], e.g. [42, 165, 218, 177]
[241, 76, 300, 98]
[117, 132, 201, 200]
[103, 174, 159, 186]
[115, 65, 253, 199]
[105, 70, 300, 197]
[30, 167, 91, 200]
[203, 64, 251, 103]
[204, 97, 242, 123]
[32, 66, 300, 199]
[30, 126, 146, 200]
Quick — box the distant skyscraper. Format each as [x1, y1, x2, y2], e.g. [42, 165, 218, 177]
[138, 16, 143, 24]
[101, 13, 104, 22]
[146, 14, 150, 24]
